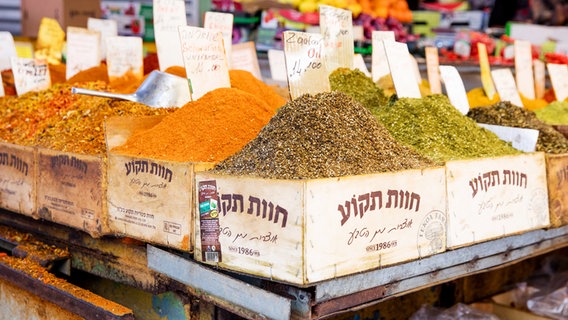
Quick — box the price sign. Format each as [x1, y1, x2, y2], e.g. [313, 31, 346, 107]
[384, 41, 421, 98]
[106, 36, 144, 83]
[514, 40, 535, 99]
[204, 11, 234, 68]
[371, 30, 395, 82]
[154, 0, 187, 71]
[88, 18, 118, 61]
[35, 18, 65, 65]
[533, 59, 546, 99]
[11, 57, 51, 96]
[319, 4, 354, 74]
[491, 68, 523, 107]
[283, 30, 330, 100]
[547, 63, 568, 101]
[353, 53, 371, 77]
[439, 65, 469, 114]
[0, 32, 17, 71]
[178, 26, 230, 100]
[425, 47, 441, 94]
[479, 124, 538, 152]
[477, 42, 496, 99]
[268, 49, 287, 82]
[231, 41, 262, 80]
[65, 27, 101, 80]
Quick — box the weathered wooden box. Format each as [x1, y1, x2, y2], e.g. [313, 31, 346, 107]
[105, 116, 214, 251]
[0, 141, 36, 217]
[194, 167, 447, 286]
[545, 153, 568, 227]
[36, 147, 108, 237]
[446, 152, 550, 249]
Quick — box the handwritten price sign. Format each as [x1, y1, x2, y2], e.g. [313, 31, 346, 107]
[319, 4, 354, 74]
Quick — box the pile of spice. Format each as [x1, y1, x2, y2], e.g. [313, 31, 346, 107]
[112, 87, 276, 162]
[467, 101, 568, 154]
[329, 68, 388, 112]
[212, 91, 434, 179]
[467, 87, 500, 108]
[374, 95, 521, 164]
[229, 69, 286, 110]
[534, 101, 568, 125]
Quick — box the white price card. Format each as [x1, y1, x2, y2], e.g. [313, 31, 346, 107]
[533, 59, 546, 99]
[491, 68, 524, 107]
[439, 65, 469, 114]
[153, 0, 187, 71]
[384, 41, 421, 98]
[178, 26, 231, 100]
[477, 42, 496, 99]
[35, 18, 65, 65]
[353, 25, 364, 42]
[371, 30, 395, 82]
[11, 57, 51, 96]
[283, 30, 330, 100]
[425, 46, 441, 94]
[268, 49, 287, 82]
[65, 27, 101, 80]
[0, 32, 17, 71]
[88, 18, 118, 61]
[319, 4, 354, 74]
[204, 11, 234, 68]
[547, 63, 568, 101]
[353, 53, 371, 77]
[514, 40, 535, 99]
[478, 123, 539, 152]
[106, 36, 144, 83]
[231, 41, 262, 80]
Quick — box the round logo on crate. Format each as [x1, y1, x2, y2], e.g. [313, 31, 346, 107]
[529, 188, 549, 224]
[417, 210, 446, 256]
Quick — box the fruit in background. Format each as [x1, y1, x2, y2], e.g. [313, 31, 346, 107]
[354, 13, 415, 42]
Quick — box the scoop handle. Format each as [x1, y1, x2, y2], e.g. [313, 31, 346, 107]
[72, 87, 136, 102]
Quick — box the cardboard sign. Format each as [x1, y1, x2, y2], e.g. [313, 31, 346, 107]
[491, 68, 523, 107]
[10, 57, 51, 96]
[384, 41, 421, 98]
[35, 18, 65, 65]
[153, 0, 187, 71]
[231, 41, 262, 80]
[283, 30, 330, 100]
[106, 36, 144, 83]
[0, 32, 17, 71]
[477, 42, 496, 99]
[439, 65, 469, 114]
[268, 49, 287, 82]
[547, 63, 568, 101]
[371, 31, 395, 82]
[514, 40, 535, 99]
[425, 47, 442, 94]
[178, 26, 231, 100]
[87, 17, 118, 61]
[204, 11, 234, 68]
[533, 59, 546, 99]
[353, 53, 371, 77]
[478, 124, 538, 152]
[65, 27, 101, 80]
[319, 4, 354, 74]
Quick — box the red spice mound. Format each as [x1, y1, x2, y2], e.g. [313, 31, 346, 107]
[229, 69, 286, 110]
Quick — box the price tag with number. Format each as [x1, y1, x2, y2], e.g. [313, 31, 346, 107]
[319, 4, 354, 74]
[231, 42, 262, 80]
[491, 68, 523, 107]
[66, 27, 101, 80]
[0, 32, 17, 71]
[268, 49, 287, 82]
[154, 0, 187, 71]
[384, 41, 421, 98]
[440, 65, 469, 114]
[35, 18, 65, 65]
[11, 57, 51, 96]
[204, 11, 234, 68]
[514, 40, 535, 99]
[283, 30, 330, 100]
[477, 42, 496, 99]
[371, 30, 395, 82]
[178, 26, 231, 100]
[106, 36, 144, 84]
[547, 63, 568, 101]
[88, 18, 118, 61]
[425, 47, 441, 94]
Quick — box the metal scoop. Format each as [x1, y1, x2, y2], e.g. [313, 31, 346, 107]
[71, 70, 191, 108]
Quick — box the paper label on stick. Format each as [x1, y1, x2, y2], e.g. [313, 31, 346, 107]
[11, 57, 51, 96]
[491, 68, 524, 107]
[231, 41, 262, 80]
[477, 42, 496, 100]
[153, 0, 187, 71]
[547, 63, 568, 101]
[268, 49, 287, 82]
[478, 124, 538, 152]
[204, 11, 234, 68]
[384, 41, 421, 98]
[283, 30, 330, 100]
[533, 59, 546, 99]
[425, 47, 441, 94]
[106, 36, 144, 83]
[65, 27, 101, 80]
[88, 18, 118, 61]
[35, 18, 65, 65]
[319, 4, 354, 75]
[0, 32, 17, 72]
[178, 26, 231, 100]
[353, 53, 371, 77]
[440, 65, 469, 114]
[371, 31, 395, 82]
[514, 40, 535, 99]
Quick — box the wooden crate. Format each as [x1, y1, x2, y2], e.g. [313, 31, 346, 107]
[36, 148, 107, 237]
[0, 141, 36, 217]
[545, 153, 568, 227]
[105, 116, 214, 251]
[446, 152, 550, 249]
[194, 167, 447, 286]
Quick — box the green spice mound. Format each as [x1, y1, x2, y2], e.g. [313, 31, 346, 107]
[329, 68, 387, 112]
[374, 95, 521, 164]
[467, 101, 568, 154]
[213, 91, 434, 179]
[534, 101, 568, 125]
